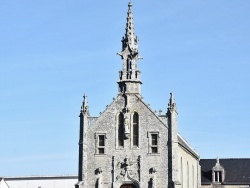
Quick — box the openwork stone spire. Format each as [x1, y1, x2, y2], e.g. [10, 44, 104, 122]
[117, 2, 142, 95]
[123, 1, 138, 52]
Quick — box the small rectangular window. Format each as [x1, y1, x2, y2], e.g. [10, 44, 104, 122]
[95, 133, 106, 155]
[152, 147, 158, 153]
[148, 132, 159, 154]
[98, 148, 104, 154]
[99, 135, 105, 146]
[151, 134, 158, 145]
[151, 134, 158, 153]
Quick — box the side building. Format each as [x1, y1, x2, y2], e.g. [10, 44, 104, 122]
[200, 158, 250, 188]
[0, 175, 78, 188]
[75, 2, 200, 188]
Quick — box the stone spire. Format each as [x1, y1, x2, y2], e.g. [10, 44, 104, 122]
[123, 1, 138, 52]
[80, 93, 89, 116]
[117, 2, 142, 95]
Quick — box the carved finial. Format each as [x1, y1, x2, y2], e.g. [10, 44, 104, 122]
[168, 92, 177, 113]
[170, 93, 174, 104]
[216, 156, 220, 165]
[83, 93, 87, 104]
[213, 156, 224, 172]
[80, 93, 90, 116]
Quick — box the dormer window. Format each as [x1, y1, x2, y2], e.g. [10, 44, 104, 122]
[212, 157, 225, 184]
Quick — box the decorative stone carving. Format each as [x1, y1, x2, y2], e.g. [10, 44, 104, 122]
[149, 167, 157, 174]
[115, 156, 140, 183]
[124, 113, 130, 139]
[97, 167, 103, 174]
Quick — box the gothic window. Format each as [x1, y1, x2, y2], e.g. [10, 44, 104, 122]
[95, 133, 106, 155]
[148, 132, 159, 154]
[132, 112, 139, 147]
[118, 113, 124, 147]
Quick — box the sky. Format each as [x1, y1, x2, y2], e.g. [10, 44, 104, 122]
[0, 0, 250, 177]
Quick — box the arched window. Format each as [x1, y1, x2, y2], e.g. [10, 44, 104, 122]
[118, 113, 124, 147]
[133, 112, 139, 146]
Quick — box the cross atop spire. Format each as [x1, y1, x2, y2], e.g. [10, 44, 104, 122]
[117, 2, 142, 95]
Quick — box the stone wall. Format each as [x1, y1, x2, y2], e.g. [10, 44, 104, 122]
[83, 94, 169, 187]
[178, 138, 201, 188]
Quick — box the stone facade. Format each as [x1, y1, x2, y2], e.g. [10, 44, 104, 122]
[80, 95, 170, 187]
[75, 2, 200, 188]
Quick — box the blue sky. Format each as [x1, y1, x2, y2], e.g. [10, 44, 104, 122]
[0, 0, 249, 176]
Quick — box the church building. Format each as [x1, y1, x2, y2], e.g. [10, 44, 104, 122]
[75, 2, 200, 188]
[1, 2, 250, 188]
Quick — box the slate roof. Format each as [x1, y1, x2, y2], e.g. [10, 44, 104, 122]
[200, 158, 250, 185]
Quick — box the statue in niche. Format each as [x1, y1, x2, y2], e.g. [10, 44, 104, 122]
[124, 115, 130, 139]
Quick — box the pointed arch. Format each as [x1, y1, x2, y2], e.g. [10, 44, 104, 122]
[118, 112, 124, 147]
[132, 112, 139, 147]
